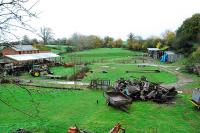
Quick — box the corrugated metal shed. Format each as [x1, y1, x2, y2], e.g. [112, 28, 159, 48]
[11, 45, 38, 51]
[147, 48, 160, 51]
[165, 51, 177, 62]
[165, 51, 175, 55]
[5, 53, 59, 61]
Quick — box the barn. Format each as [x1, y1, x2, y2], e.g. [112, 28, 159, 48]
[0, 45, 60, 65]
[2, 45, 40, 56]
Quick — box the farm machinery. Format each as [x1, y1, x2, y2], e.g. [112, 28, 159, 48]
[103, 77, 178, 112]
[67, 123, 125, 133]
[29, 65, 53, 77]
[104, 91, 132, 112]
[113, 77, 177, 103]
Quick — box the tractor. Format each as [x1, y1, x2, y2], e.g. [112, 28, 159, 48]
[30, 65, 53, 77]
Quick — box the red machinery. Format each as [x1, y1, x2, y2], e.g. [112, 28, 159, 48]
[67, 123, 125, 133]
[109, 123, 125, 133]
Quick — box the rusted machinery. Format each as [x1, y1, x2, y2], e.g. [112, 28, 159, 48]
[104, 91, 132, 112]
[67, 123, 125, 133]
[113, 77, 177, 103]
[109, 123, 125, 133]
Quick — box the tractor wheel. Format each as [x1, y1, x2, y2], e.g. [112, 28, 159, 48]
[33, 71, 40, 77]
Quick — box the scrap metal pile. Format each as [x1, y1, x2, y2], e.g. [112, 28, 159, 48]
[113, 77, 178, 103]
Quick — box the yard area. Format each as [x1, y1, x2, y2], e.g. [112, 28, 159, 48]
[61, 48, 143, 63]
[0, 48, 200, 133]
[83, 63, 177, 84]
[0, 84, 200, 133]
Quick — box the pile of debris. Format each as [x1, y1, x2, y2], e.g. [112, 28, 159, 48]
[113, 77, 177, 103]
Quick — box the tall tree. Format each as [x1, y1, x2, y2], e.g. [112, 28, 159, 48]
[0, 0, 37, 43]
[174, 13, 200, 55]
[176, 13, 200, 41]
[162, 30, 176, 47]
[39, 27, 54, 45]
[112, 39, 123, 48]
[127, 33, 134, 49]
[103, 36, 114, 48]
[21, 35, 31, 45]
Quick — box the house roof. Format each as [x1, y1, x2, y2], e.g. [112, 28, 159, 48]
[11, 45, 38, 51]
[5, 52, 59, 61]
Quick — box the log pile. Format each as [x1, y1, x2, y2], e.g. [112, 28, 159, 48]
[113, 77, 177, 103]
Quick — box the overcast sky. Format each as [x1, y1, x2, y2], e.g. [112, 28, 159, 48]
[25, 0, 200, 40]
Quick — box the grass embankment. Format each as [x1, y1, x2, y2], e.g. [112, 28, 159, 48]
[0, 84, 199, 133]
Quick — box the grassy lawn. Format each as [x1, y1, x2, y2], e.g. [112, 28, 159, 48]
[50, 66, 75, 77]
[0, 84, 200, 133]
[83, 63, 177, 84]
[61, 48, 143, 62]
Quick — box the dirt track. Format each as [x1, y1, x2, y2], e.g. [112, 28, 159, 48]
[135, 63, 193, 89]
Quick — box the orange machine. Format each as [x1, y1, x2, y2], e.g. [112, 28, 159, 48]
[109, 123, 125, 133]
[67, 123, 125, 133]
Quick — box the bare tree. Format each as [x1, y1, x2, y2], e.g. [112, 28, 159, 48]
[39, 26, 54, 45]
[0, 0, 38, 43]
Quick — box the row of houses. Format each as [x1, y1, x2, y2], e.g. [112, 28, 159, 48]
[147, 48, 182, 63]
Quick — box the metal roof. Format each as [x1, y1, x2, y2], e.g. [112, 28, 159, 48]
[5, 52, 59, 61]
[147, 48, 160, 51]
[11, 45, 38, 51]
[0, 46, 5, 51]
[165, 51, 175, 55]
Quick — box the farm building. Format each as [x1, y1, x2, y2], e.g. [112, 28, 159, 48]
[160, 51, 179, 63]
[0, 45, 60, 65]
[147, 48, 162, 59]
[147, 48, 182, 63]
[1, 45, 40, 56]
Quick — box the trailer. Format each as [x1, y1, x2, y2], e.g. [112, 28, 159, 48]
[104, 91, 132, 112]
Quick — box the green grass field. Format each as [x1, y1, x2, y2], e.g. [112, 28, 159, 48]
[0, 84, 200, 133]
[50, 66, 75, 77]
[83, 63, 177, 84]
[62, 48, 143, 62]
[1, 48, 199, 133]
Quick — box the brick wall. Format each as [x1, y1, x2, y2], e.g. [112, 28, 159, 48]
[2, 48, 18, 56]
[2, 48, 40, 56]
